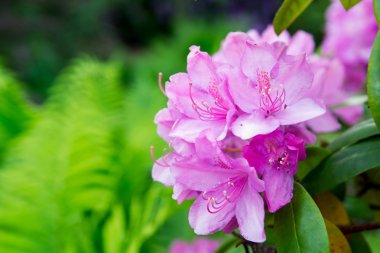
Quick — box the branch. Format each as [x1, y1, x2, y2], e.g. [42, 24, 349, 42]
[231, 231, 277, 253]
[339, 223, 380, 234]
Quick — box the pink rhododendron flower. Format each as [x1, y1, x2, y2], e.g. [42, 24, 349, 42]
[163, 46, 236, 143]
[214, 25, 314, 66]
[243, 128, 306, 212]
[214, 25, 362, 134]
[322, 0, 378, 91]
[306, 56, 363, 132]
[171, 137, 266, 242]
[170, 238, 219, 253]
[227, 42, 325, 139]
[151, 141, 200, 204]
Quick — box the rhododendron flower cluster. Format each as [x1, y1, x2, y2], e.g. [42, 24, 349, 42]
[322, 0, 378, 91]
[150, 0, 377, 249]
[170, 238, 219, 253]
[151, 26, 330, 242]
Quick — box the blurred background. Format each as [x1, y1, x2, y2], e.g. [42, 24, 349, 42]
[0, 0, 330, 252]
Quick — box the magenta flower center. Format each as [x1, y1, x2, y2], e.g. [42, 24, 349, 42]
[189, 82, 229, 121]
[202, 176, 246, 214]
[268, 150, 294, 174]
[256, 70, 287, 116]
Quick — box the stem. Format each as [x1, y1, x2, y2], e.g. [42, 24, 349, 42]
[224, 147, 242, 153]
[339, 223, 380, 234]
[242, 243, 250, 253]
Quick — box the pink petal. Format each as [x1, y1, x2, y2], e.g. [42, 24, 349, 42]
[232, 112, 279, 139]
[236, 184, 266, 242]
[223, 217, 238, 234]
[285, 124, 317, 145]
[152, 162, 174, 186]
[247, 168, 265, 192]
[187, 46, 218, 89]
[194, 239, 220, 253]
[334, 105, 363, 125]
[275, 98, 326, 125]
[306, 112, 341, 133]
[260, 25, 291, 44]
[217, 108, 236, 141]
[170, 118, 225, 142]
[287, 31, 315, 55]
[154, 108, 174, 141]
[279, 54, 314, 104]
[165, 73, 198, 118]
[216, 32, 251, 66]
[241, 42, 277, 80]
[172, 161, 241, 192]
[189, 196, 235, 235]
[173, 183, 198, 204]
[263, 168, 294, 213]
[170, 241, 190, 253]
[170, 139, 195, 157]
[225, 67, 260, 113]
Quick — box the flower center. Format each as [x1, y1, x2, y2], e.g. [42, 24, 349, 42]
[189, 82, 229, 121]
[202, 176, 246, 214]
[256, 70, 287, 116]
[268, 150, 294, 174]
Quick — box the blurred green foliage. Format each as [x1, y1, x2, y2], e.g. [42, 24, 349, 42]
[0, 17, 248, 253]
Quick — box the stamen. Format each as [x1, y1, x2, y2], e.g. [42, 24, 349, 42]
[256, 69, 287, 116]
[204, 177, 246, 213]
[150, 146, 170, 167]
[157, 72, 167, 96]
[189, 82, 228, 121]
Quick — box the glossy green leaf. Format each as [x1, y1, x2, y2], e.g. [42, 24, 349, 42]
[273, 0, 313, 34]
[297, 147, 330, 180]
[374, 0, 380, 24]
[349, 234, 372, 253]
[340, 0, 362, 10]
[304, 137, 380, 194]
[328, 119, 379, 153]
[274, 183, 329, 253]
[368, 32, 380, 131]
[362, 230, 380, 252]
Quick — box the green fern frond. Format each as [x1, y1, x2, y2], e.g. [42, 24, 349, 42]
[0, 58, 126, 253]
[0, 66, 35, 162]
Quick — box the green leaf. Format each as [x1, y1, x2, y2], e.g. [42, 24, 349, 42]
[328, 119, 379, 153]
[303, 137, 380, 194]
[374, 0, 380, 24]
[297, 147, 330, 180]
[273, 0, 313, 35]
[344, 196, 374, 220]
[340, 0, 362, 10]
[362, 230, 380, 252]
[349, 234, 372, 253]
[368, 32, 380, 131]
[274, 183, 329, 253]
